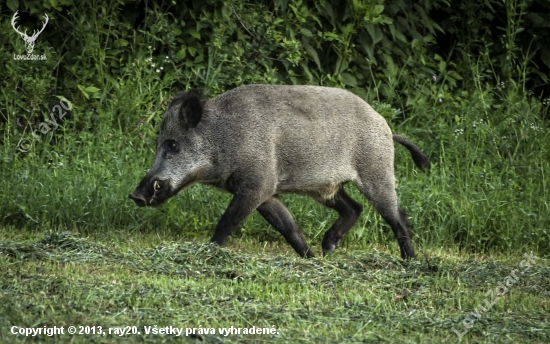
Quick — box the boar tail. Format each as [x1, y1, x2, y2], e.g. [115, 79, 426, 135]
[392, 134, 430, 172]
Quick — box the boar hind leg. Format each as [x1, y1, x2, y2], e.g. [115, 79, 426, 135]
[356, 177, 415, 260]
[257, 196, 314, 258]
[320, 189, 363, 255]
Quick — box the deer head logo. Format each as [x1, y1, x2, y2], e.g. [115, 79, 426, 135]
[11, 11, 49, 54]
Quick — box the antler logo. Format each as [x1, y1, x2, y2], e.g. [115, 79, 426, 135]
[11, 11, 49, 54]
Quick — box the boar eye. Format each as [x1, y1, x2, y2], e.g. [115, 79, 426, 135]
[164, 140, 179, 152]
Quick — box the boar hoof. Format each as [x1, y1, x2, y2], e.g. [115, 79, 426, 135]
[322, 237, 343, 256]
[322, 241, 340, 256]
[322, 244, 336, 256]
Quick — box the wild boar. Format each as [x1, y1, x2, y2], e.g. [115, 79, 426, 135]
[129, 85, 429, 259]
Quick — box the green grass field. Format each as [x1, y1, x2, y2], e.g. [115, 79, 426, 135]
[2, 84, 549, 342]
[3, 12, 550, 340]
[1, 228, 548, 343]
[2, 1, 550, 342]
[2, 83, 550, 342]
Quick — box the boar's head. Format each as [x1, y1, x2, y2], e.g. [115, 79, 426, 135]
[129, 90, 209, 207]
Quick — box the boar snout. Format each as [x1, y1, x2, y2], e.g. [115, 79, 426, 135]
[129, 179, 169, 207]
[128, 190, 147, 207]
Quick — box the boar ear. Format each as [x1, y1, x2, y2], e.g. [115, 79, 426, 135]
[179, 91, 202, 129]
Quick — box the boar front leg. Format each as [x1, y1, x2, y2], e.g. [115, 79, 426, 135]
[210, 192, 265, 247]
[210, 192, 314, 258]
[256, 196, 314, 258]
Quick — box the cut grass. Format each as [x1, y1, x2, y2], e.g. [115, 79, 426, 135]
[1, 228, 548, 343]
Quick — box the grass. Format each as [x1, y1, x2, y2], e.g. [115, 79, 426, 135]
[1, 80, 549, 342]
[1, 229, 548, 343]
[1, 69, 549, 343]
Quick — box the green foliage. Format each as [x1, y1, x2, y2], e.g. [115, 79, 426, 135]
[1, 3, 549, 343]
[0, 0, 549, 256]
[440, 0, 550, 87]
